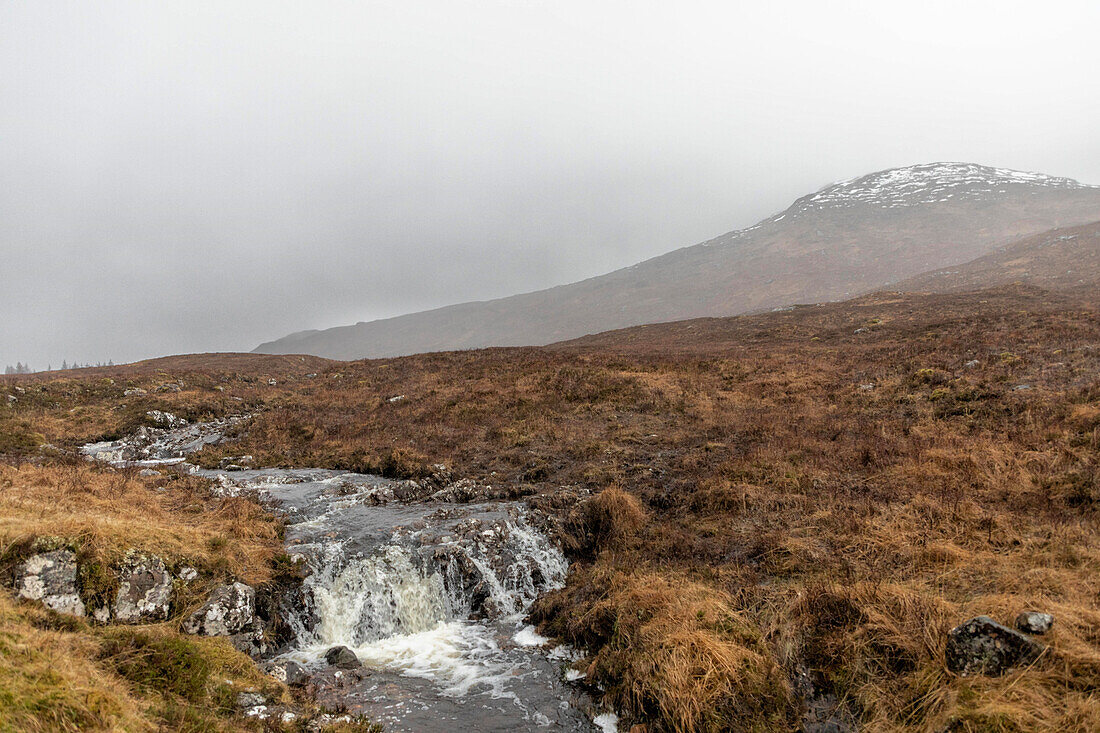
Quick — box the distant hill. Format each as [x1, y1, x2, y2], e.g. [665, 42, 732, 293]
[255, 162, 1100, 360]
[0, 353, 334, 383]
[893, 220, 1100, 294]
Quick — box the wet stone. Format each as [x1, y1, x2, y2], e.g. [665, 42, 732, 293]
[324, 645, 361, 669]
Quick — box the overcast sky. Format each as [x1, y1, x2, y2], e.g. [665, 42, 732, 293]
[2, 1, 1099, 368]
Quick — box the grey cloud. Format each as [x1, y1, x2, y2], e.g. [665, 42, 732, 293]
[2, 1, 1099, 367]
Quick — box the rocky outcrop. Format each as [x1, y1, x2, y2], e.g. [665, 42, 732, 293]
[15, 550, 85, 617]
[180, 581, 270, 657]
[145, 410, 187, 428]
[113, 554, 172, 623]
[182, 582, 255, 636]
[946, 616, 1045, 676]
[1015, 611, 1054, 634]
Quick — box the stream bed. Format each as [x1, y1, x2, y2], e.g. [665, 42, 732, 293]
[83, 418, 615, 732]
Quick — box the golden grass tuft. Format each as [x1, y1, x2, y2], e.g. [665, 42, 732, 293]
[534, 567, 793, 732]
[563, 487, 649, 556]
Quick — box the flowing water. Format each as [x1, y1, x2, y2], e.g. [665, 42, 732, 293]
[83, 419, 613, 732]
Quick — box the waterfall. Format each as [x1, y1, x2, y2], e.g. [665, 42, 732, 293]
[82, 421, 606, 730]
[296, 511, 568, 651]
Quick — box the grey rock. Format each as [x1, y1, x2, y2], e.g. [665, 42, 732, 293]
[145, 410, 187, 428]
[113, 554, 172, 623]
[236, 691, 266, 710]
[324, 645, 361, 669]
[123, 388, 147, 396]
[1015, 611, 1054, 634]
[16, 550, 85, 617]
[946, 615, 1044, 676]
[218, 455, 254, 470]
[178, 566, 198, 582]
[228, 627, 268, 658]
[181, 582, 255, 636]
[92, 606, 111, 624]
[263, 659, 308, 686]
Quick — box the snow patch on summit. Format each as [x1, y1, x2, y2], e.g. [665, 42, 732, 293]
[788, 162, 1094, 214]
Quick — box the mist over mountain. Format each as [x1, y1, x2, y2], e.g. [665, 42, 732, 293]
[255, 163, 1100, 360]
[893, 220, 1100, 295]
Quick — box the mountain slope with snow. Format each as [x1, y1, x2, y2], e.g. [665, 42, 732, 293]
[255, 163, 1100, 360]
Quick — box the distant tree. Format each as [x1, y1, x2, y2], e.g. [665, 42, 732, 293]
[61, 360, 68, 370]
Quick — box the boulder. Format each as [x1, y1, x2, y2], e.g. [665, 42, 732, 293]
[113, 554, 172, 623]
[324, 645, 361, 669]
[946, 615, 1044, 676]
[16, 550, 85, 617]
[1015, 611, 1054, 634]
[181, 582, 255, 636]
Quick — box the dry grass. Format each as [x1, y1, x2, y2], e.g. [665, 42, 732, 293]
[0, 461, 282, 589]
[562, 487, 648, 557]
[0, 591, 289, 732]
[0, 593, 146, 731]
[532, 568, 793, 732]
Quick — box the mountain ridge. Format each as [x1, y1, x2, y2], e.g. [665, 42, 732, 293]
[255, 162, 1100, 360]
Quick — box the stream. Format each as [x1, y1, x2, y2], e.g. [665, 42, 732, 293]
[83, 417, 616, 732]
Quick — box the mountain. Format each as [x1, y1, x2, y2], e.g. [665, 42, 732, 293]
[254, 162, 1100, 360]
[893, 220, 1100, 294]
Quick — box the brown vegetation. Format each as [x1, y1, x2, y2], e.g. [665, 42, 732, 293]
[4, 283, 1100, 730]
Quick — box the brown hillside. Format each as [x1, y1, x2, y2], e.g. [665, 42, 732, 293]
[894, 221, 1100, 294]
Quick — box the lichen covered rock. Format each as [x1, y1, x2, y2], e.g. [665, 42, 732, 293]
[113, 553, 172, 623]
[16, 549, 85, 617]
[181, 582, 255, 636]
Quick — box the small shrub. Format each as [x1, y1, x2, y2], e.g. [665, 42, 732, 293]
[98, 630, 211, 702]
